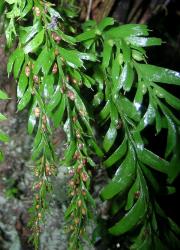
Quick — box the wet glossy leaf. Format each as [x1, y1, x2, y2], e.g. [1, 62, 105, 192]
[103, 123, 117, 152]
[13, 49, 24, 79]
[59, 47, 83, 68]
[20, 0, 33, 18]
[125, 175, 140, 211]
[104, 138, 127, 168]
[102, 40, 113, 68]
[47, 86, 61, 113]
[153, 84, 180, 110]
[113, 63, 134, 93]
[109, 172, 148, 235]
[98, 17, 114, 31]
[19, 21, 41, 44]
[64, 140, 76, 165]
[28, 102, 37, 134]
[116, 96, 141, 122]
[76, 29, 96, 42]
[137, 63, 180, 85]
[33, 48, 55, 75]
[136, 103, 156, 131]
[99, 101, 110, 121]
[43, 75, 54, 98]
[120, 39, 131, 62]
[133, 82, 146, 111]
[52, 95, 66, 128]
[105, 24, 149, 39]
[17, 67, 28, 98]
[164, 114, 177, 158]
[111, 52, 121, 87]
[122, 63, 134, 92]
[24, 29, 45, 54]
[17, 88, 32, 111]
[103, 102, 118, 152]
[101, 148, 136, 200]
[7, 48, 23, 75]
[125, 37, 162, 47]
[138, 148, 170, 174]
[78, 52, 96, 61]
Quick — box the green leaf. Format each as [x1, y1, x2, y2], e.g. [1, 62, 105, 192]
[138, 148, 170, 174]
[19, 22, 41, 44]
[103, 101, 118, 152]
[0, 2, 5, 15]
[136, 103, 156, 131]
[76, 30, 96, 42]
[101, 148, 136, 200]
[59, 48, 83, 69]
[164, 114, 177, 158]
[28, 102, 37, 134]
[33, 48, 55, 75]
[122, 63, 134, 92]
[64, 140, 76, 165]
[130, 224, 152, 250]
[133, 82, 146, 111]
[7, 48, 22, 75]
[92, 91, 104, 107]
[52, 95, 66, 128]
[0, 131, 9, 142]
[0, 90, 8, 100]
[47, 86, 61, 114]
[0, 113, 7, 121]
[98, 17, 114, 31]
[103, 123, 117, 152]
[102, 40, 113, 68]
[78, 52, 96, 62]
[17, 88, 32, 111]
[13, 50, 24, 79]
[153, 84, 180, 110]
[0, 150, 4, 162]
[120, 39, 131, 62]
[125, 175, 140, 211]
[43, 75, 54, 98]
[24, 29, 45, 54]
[125, 37, 162, 47]
[111, 51, 121, 87]
[99, 101, 110, 121]
[109, 171, 148, 235]
[103, 137, 127, 168]
[116, 96, 141, 122]
[17, 67, 28, 98]
[137, 63, 180, 85]
[57, 30, 76, 44]
[105, 24, 149, 39]
[20, 0, 33, 18]
[113, 63, 134, 93]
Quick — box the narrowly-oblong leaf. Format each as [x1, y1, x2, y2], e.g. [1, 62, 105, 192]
[137, 63, 180, 85]
[103, 137, 127, 168]
[138, 148, 170, 175]
[125, 37, 162, 47]
[24, 29, 45, 54]
[17, 88, 32, 111]
[105, 24, 149, 39]
[101, 148, 136, 200]
[109, 170, 148, 235]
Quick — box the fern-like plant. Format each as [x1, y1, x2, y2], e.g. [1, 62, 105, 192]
[1, 1, 180, 249]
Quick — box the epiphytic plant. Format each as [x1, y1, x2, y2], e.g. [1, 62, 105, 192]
[1, 1, 180, 249]
[0, 89, 9, 161]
